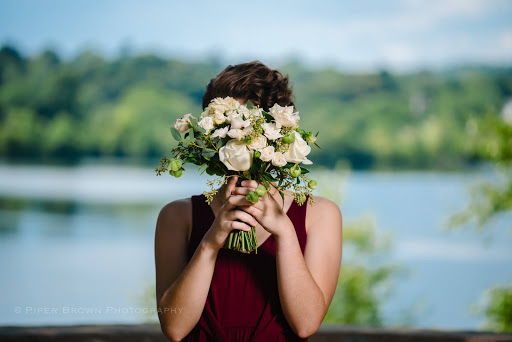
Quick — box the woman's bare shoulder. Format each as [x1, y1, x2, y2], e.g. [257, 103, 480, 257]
[156, 197, 193, 243]
[305, 195, 342, 234]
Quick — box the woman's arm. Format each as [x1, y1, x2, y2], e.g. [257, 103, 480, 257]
[155, 199, 219, 342]
[274, 196, 343, 338]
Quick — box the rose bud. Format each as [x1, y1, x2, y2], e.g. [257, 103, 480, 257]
[289, 164, 301, 178]
[168, 158, 181, 172]
[246, 191, 259, 203]
[308, 179, 317, 189]
[255, 185, 267, 197]
[254, 151, 261, 158]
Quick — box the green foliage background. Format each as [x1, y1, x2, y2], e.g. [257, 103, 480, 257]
[1, 45, 511, 169]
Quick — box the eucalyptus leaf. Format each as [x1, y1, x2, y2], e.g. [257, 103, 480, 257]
[246, 99, 253, 109]
[170, 127, 182, 141]
[202, 149, 215, 160]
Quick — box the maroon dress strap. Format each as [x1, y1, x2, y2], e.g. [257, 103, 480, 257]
[184, 193, 310, 342]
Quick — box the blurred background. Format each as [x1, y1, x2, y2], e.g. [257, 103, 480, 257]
[1, 0, 511, 333]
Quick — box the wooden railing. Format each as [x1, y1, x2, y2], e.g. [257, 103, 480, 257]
[0, 324, 511, 342]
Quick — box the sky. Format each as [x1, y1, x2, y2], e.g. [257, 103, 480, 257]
[0, 0, 511, 71]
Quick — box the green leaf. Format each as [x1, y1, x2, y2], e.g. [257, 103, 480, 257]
[315, 131, 319, 137]
[183, 157, 196, 163]
[314, 142, 322, 150]
[262, 111, 273, 122]
[246, 100, 253, 109]
[216, 138, 224, 149]
[170, 127, 182, 141]
[189, 118, 205, 133]
[202, 149, 215, 160]
[300, 167, 310, 174]
[279, 190, 285, 208]
[284, 162, 295, 169]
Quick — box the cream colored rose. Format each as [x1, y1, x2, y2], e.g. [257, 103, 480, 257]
[261, 122, 283, 140]
[200, 108, 210, 118]
[247, 135, 267, 150]
[271, 151, 287, 167]
[227, 125, 253, 140]
[259, 146, 275, 162]
[225, 109, 240, 122]
[283, 131, 313, 165]
[174, 113, 196, 133]
[212, 113, 227, 125]
[210, 126, 229, 139]
[219, 139, 253, 171]
[269, 103, 300, 128]
[198, 116, 214, 133]
[225, 96, 241, 109]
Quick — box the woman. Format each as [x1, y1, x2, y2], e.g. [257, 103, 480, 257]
[155, 61, 343, 342]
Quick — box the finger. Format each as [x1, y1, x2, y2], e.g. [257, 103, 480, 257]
[238, 204, 264, 216]
[227, 209, 258, 227]
[222, 194, 253, 211]
[228, 220, 252, 232]
[231, 187, 253, 196]
[224, 175, 238, 201]
[241, 179, 258, 189]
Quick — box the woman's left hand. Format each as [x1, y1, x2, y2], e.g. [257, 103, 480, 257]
[231, 179, 294, 237]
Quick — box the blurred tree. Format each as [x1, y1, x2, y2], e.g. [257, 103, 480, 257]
[448, 110, 512, 332]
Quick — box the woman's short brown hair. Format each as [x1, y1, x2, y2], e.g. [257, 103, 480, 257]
[202, 61, 296, 112]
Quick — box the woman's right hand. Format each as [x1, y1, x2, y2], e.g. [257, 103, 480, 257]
[202, 175, 258, 251]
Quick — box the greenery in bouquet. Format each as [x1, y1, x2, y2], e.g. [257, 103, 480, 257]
[155, 96, 320, 254]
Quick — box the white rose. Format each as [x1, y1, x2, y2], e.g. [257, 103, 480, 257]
[230, 116, 251, 129]
[210, 97, 230, 110]
[227, 125, 252, 140]
[271, 151, 287, 167]
[259, 146, 275, 162]
[173, 113, 196, 133]
[200, 108, 210, 118]
[269, 103, 300, 128]
[212, 113, 227, 125]
[261, 122, 283, 140]
[198, 116, 214, 133]
[225, 109, 240, 122]
[283, 131, 313, 165]
[247, 135, 267, 150]
[225, 96, 241, 109]
[219, 139, 253, 171]
[210, 126, 229, 139]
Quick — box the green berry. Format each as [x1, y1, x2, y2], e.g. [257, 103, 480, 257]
[297, 193, 306, 205]
[254, 151, 261, 158]
[169, 170, 175, 176]
[308, 179, 317, 189]
[168, 159, 181, 172]
[289, 164, 301, 178]
[255, 185, 267, 197]
[282, 133, 296, 144]
[174, 169, 183, 178]
[246, 191, 259, 203]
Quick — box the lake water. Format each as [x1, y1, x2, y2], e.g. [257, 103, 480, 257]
[0, 162, 511, 329]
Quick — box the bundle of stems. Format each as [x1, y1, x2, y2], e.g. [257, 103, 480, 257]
[222, 225, 258, 254]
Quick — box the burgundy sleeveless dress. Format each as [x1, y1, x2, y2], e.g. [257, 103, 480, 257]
[183, 193, 310, 342]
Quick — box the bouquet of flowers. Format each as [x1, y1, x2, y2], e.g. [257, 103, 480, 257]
[155, 96, 320, 254]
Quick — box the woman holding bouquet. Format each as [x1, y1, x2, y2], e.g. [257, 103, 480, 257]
[155, 61, 343, 341]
